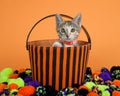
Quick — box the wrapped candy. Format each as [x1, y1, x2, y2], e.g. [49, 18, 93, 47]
[57, 87, 78, 96]
[18, 85, 35, 96]
[36, 86, 46, 96]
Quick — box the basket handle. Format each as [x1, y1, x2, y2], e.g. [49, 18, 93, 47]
[26, 14, 91, 50]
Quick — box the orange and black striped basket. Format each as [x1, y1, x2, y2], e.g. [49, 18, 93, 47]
[26, 14, 92, 91]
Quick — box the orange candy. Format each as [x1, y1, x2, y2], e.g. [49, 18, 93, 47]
[16, 93, 24, 96]
[92, 72, 101, 78]
[9, 83, 18, 90]
[112, 90, 120, 96]
[87, 92, 99, 96]
[113, 80, 120, 87]
[18, 68, 26, 74]
[0, 83, 7, 92]
[79, 85, 89, 91]
[9, 73, 18, 78]
[18, 86, 35, 96]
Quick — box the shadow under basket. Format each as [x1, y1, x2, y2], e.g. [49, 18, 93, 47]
[26, 14, 92, 91]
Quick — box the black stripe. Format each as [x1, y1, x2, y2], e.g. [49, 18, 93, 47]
[81, 46, 87, 83]
[29, 45, 33, 72]
[52, 47, 56, 89]
[31, 45, 34, 80]
[84, 46, 88, 77]
[59, 47, 64, 90]
[72, 47, 77, 85]
[28, 45, 32, 67]
[77, 46, 82, 84]
[40, 47, 43, 85]
[66, 47, 70, 87]
[35, 46, 38, 81]
[46, 47, 50, 86]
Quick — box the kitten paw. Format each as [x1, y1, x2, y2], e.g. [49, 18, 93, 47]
[52, 42, 63, 47]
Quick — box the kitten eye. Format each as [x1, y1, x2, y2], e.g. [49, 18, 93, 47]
[71, 28, 75, 33]
[61, 28, 65, 33]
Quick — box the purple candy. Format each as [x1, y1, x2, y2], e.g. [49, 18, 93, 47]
[99, 72, 112, 81]
[24, 76, 32, 83]
[0, 91, 4, 95]
[3, 89, 9, 95]
[101, 67, 111, 75]
[27, 80, 40, 88]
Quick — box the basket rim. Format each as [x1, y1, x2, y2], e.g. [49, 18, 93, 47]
[28, 39, 91, 48]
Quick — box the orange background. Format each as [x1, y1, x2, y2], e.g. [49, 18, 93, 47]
[0, 0, 120, 72]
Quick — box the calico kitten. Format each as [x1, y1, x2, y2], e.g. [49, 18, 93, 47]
[53, 13, 82, 47]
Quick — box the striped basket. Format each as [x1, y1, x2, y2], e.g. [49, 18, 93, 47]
[26, 14, 91, 91]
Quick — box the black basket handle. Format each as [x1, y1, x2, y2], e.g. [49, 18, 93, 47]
[26, 14, 91, 50]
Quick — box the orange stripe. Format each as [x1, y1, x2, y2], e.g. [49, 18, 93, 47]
[69, 47, 74, 87]
[49, 47, 53, 86]
[33, 46, 37, 80]
[43, 47, 46, 86]
[74, 46, 80, 84]
[37, 46, 40, 82]
[79, 46, 84, 84]
[62, 48, 67, 88]
[55, 47, 60, 90]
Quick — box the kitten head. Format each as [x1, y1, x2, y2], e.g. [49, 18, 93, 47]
[56, 14, 82, 41]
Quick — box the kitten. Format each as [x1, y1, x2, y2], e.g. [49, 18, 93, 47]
[53, 13, 82, 47]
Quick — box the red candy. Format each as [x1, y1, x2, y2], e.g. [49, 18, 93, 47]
[112, 90, 120, 96]
[18, 86, 35, 96]
[9, 83, 18, 90]
[0, 83, 7, 92]
[10, 73, 18, 79]
[113, 80, 120, 87]
[87, 92, 99, 96]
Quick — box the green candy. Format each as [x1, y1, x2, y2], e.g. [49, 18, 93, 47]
[0, 68, 13, 77]
[25, 69, 31, 76]
[102, 90, 110, 96]
[0, 75, 9, 83]
[84, 82, 96, 90]
[8, 78, 25, 88]
[36, 86, 46, 96]
[10, 89, 18, 96]
[97, 85, 109, 92]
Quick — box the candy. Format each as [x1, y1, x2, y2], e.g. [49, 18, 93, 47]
[9, 83, 18, 90]
[26, 80, 40, 88]
[84, 81, 96, 90]
[112, 90, 120, 96]
[78, 87, 89, 96]
[87, 92, 99, 96]
[0, 75, 9, 83]
[36, 86, 46, 96]
[57, 88, 77, 96]
[101, 90, 110, 96]
[18, 86, 35, 96]
[113, 79, 120, 87]
[99, 72, 112, 82]
[0, 83, 7, 92]
[10, 89, 18, 95]
[0, 68, 13, 77]
[10, 73, 18, 79]
[8, 78, 24, 88]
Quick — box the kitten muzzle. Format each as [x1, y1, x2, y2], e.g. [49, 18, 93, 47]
[63, 39, 78, 45]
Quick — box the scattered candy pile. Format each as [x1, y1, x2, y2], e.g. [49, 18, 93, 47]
[0, 66, 120, 96]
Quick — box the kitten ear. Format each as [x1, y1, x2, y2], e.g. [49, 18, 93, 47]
[72, 13, 82, 25]
[56, 14, 64, 27]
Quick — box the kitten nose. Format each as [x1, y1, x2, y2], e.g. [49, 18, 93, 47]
[66, 33, 70, 38]
[66, 35, 69, 38]
[66, 35, 70, 38]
